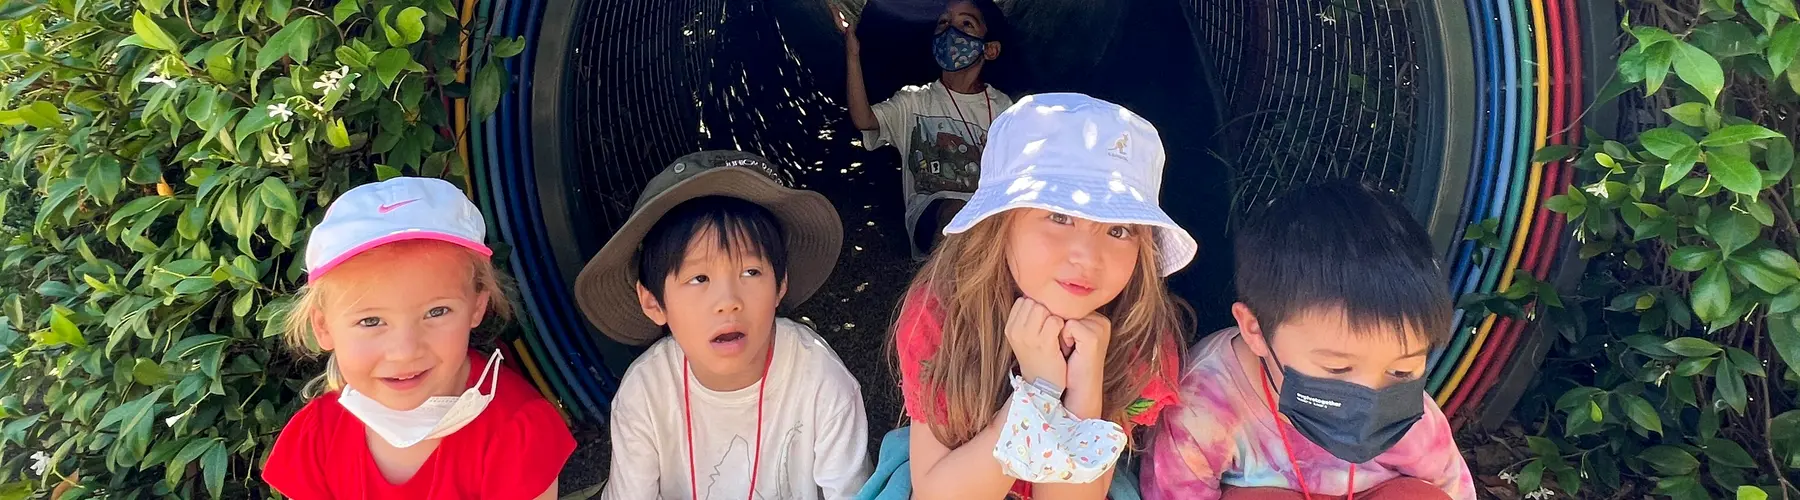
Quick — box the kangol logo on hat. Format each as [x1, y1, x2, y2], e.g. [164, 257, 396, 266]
[1108, 133, 1130, 160]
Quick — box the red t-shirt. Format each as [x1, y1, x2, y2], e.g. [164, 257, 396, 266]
[894, 289, 1182, 499]
[263, 351, 575, 500]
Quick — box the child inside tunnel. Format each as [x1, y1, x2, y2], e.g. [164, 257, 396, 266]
[836, 0, 1016, 260]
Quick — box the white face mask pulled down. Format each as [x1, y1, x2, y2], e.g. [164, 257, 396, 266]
[338, 350, 504, 448]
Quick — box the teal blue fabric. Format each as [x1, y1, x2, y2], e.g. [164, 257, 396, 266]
[855, 427, 913, 500]
[853, 426, 1145, 500]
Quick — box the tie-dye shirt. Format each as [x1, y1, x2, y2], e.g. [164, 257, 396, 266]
[1141, 328, 1476, 500]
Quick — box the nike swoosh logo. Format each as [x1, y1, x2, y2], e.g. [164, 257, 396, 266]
[378, 199, 419, 213]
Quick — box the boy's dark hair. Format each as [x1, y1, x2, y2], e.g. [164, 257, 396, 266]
[1234, 181, 1453, 347]
[952, 0, 1010, 47]
[636, 196, 788, 304]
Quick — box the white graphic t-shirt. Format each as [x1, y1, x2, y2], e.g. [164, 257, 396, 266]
[601, 319, 872, 500]
[862, 81, 1014, 258]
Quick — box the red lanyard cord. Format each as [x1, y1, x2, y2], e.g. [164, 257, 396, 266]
[1260, 371, 1355, 500]
[684, 345, 774, 500]
[942, 83, 993, 147]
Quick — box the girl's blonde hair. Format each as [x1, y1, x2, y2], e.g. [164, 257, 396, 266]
[281, 240, 515, 397]
[898, 212, 1190, 448]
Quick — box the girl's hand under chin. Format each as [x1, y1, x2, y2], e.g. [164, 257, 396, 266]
[1062, 312, 1113, 418]
[1005, 297, 1068, 391]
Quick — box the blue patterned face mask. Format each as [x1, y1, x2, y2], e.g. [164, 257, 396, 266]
[933, 26, 986, 72]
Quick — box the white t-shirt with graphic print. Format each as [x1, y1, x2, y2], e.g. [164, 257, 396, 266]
[601, 318, 871, 500]
[862, 81, 1014, 258]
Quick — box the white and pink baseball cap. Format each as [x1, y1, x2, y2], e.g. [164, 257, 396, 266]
[305, 177, 491, 279]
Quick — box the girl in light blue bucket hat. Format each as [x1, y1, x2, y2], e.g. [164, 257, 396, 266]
[865, 93, 1195, 500]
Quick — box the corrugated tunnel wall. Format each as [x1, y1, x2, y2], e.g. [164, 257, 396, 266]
[465, 0, 1606, 429]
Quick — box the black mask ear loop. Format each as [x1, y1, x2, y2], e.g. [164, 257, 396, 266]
[1255, 329, 1287, 406]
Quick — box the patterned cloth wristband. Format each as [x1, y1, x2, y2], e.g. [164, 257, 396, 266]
[992, 375, 1127, 483]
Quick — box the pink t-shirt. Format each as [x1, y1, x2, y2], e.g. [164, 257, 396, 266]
[1140, 328, 1476, 500]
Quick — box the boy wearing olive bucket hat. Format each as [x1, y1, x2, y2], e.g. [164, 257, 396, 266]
[576, 151, 871, 500]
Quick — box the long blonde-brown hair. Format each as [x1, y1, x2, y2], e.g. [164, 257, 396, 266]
[897, 212, 1190, 448]
[280, 240, 515, 397]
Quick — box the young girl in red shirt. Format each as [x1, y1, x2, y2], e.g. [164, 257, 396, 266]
[890, 93, 1194, 499]
[263, 177, 574, 499]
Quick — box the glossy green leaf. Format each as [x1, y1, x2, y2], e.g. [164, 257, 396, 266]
[332, 0, 361, 23]
[1666, 337, 1724, 357]
[1756, 248, 1800, 280]
[328, 118, 351, 148]
[471, 63, 506, 121]
[1728, 254, 1797, 294]
[376, 163, 402, 181]
[18, 101, 62, 129]
[1694, 264, 1733, 325]
[1671, 246, 1721, 272]
[1665, 103, 1711, 127]
[1642, 445, 1702, 475]
[1770, 313, 1800, 369]
[1726, 346, 1766, 376]
[256, 17, 315, 70]
[1705, 147, 1763, 195]
[1708, 211, 1761, 256]
[257, 177, 299, 214]
[393, 7, 426, 45]
[166, 438, 215, 487]
[130, 358, 167, 385]
[1773, 23, 1800, 74]
[1620, 393, 1663, 435]
[1678, 356, 1717, 376]
[1642, 128, 1700, 159]
[374, 48, 412, 87]
[1673, 41, 1727, 103]
[45, 308, 85, 347]
[493, 36, 527, 58]
[1703, 124, 1785, 146]
[201, 439, 227, 498]
[1718, 361, 1748, 413]
[132, 12, 181, 52]
[1706, 438, 1757, 468]
[0, 0, 45, 19]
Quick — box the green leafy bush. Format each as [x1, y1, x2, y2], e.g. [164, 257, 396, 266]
[0, 0, 517, 495]
[1517, 1, 1800, 498]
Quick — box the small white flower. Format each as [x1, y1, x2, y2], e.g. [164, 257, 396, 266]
[140, 74, 178, 89]
[1525, 488, 1556, 500]
[266, 103, 294, 121]
[312, 78, 340, 92]
[1583, 182, 1609, 199]
[1498, 472, 1517, 484]
[328, 66, 350, 80]
[266, 147, 293, 166]
[29, 451, 49, 476]
[164, 413, 183, 428]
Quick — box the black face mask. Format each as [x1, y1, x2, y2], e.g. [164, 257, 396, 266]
[1261, 350, 1427, 464]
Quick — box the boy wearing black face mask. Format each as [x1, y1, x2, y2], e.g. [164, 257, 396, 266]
[834, 0, 1013, 260]
[1141, 181, 1476, 500]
